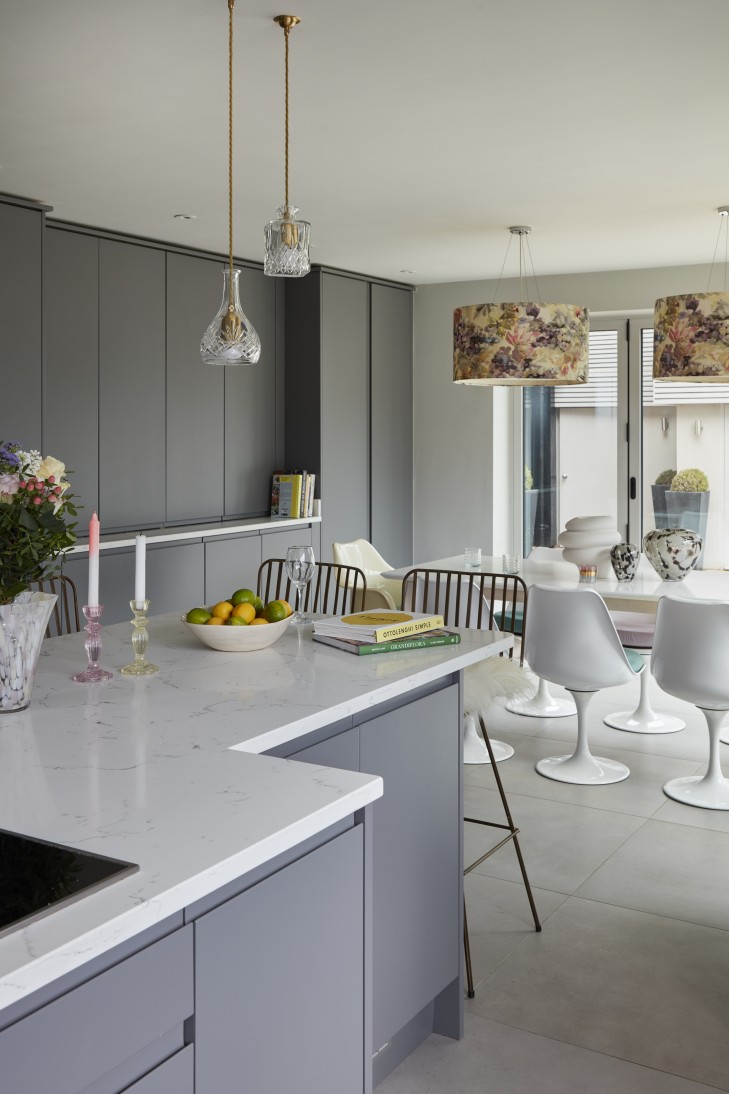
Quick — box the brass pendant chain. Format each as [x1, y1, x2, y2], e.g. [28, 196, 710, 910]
[228, 0, 235, 306]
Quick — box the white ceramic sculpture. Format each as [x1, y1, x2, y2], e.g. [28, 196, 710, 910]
[559, 515, 621, 578]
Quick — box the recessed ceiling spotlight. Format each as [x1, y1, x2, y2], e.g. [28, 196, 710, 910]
[173, 213, 197, 220]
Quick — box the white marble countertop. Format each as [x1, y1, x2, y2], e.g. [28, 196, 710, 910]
[0, 614, 509, 1010]
[67, 514, 321, 554]
[383, 553, 729, 606]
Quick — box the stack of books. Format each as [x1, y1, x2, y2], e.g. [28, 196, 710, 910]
[312, 609, 460, 656]
[270, 471, 316, 519]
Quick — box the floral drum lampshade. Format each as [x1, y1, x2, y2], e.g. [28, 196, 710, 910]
[653, 293, 729, 381]
[453, 301, 589, 386]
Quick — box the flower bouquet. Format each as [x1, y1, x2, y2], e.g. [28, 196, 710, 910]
[0, 442, 78, 711]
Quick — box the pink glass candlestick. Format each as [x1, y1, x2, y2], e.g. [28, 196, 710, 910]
[72, 605, 114, 683]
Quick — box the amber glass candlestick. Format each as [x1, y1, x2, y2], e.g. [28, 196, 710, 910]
[120, 600, 159, 676]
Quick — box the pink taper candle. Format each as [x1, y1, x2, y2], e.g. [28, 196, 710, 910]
[88, 511, 100, 607]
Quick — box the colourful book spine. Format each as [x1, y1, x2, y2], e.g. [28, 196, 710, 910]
[313, 630, 461, 656]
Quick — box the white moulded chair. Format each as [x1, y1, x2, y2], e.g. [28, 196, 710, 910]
[525, 585, 642, 785]
[332, 539, 403, 611]
[651, 597, 729, 810]
[505, 548, 577, 719]
[604, 611, 685, 734]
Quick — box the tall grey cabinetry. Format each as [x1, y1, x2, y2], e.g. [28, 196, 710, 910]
[0, 198, 46, 448]
[285, 271, 413, 565]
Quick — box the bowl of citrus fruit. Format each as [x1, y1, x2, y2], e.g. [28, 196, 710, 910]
[183, 588, 293, 652]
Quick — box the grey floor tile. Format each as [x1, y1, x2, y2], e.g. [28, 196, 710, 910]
[465, 732, 701, 818]
[464, 784, 644, 894]
[468, 896, 729, 1090]
[575, 819, 729, 930]
[464, 874, 566, 991]
[652, 796, 729, 833]
[377, 1013, 728, 1094]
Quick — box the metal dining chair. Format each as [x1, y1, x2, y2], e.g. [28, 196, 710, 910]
[31, 574, 81, 637]
[401, 567, 541, 997]
[257, 559, 368, 616]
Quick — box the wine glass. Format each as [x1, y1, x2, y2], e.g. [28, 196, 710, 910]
[285, 545, 316, 623]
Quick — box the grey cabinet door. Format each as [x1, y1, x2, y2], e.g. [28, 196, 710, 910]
[320, 274, 369, 561]
[204, 533, 261, 605]
[370, 284, 413, 567]
[44, 228, 100, 518]
[0, 202, 43, 446]
[224, 267, 279, 517]
[122, 1046, 193, 1094]
[99, 240, 166, 529]
[166, 253, 225, 522]
[359, 684, 461, 1052]
[195, 825, 364, 1094]
[260, 524, 312, 564]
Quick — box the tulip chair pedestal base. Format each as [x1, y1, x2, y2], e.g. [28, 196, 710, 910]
[505, 677, 576, 719]
[536, 753, 630, 785]
[463, 713, 514, 764]
[536, 690, 630, 785]
[664, 708, 729, 809]
[604, 657, 684, 734]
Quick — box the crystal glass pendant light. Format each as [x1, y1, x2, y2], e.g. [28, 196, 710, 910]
[200, 0, 261, 366]
[264, 15, 311, 278]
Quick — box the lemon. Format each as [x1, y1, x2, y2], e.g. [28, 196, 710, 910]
[212, 600, 234, 620]
[231, 588, 257, 607]
[186, 607, 212, 625]
[263, 599, 288, 623]
[232, 602, 256, 623]
[206, 617, 225, 626]
[249, 617, 269, 626]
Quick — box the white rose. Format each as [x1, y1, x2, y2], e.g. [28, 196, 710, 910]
[37, 456, 66, 481]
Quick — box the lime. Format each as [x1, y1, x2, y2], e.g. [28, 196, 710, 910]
[263, 599, 288, 623]
[231, 588, 257, 607]
[252, 595, 264, 614]
[227, 616, 248, 626]
[186, 607, 212, 625]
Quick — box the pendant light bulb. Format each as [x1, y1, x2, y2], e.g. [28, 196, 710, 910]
[200, 0, 261, 366]
[264, 14, 311, 277]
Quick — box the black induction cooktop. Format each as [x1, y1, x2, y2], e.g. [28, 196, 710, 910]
[0, 829, 139, 937]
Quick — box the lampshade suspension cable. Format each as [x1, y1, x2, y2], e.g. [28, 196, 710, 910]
[264, 15, 310, 277]
[200, 0, 261, 366]
[492, 226, 542, 304]
[707, 206, 729, 292]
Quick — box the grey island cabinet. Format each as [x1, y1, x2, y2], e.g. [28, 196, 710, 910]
[0, 615, 510, 1093]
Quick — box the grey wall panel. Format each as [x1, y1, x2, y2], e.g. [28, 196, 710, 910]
[99, 240, 166, 529]
[360, 684, 461, 1052]
[224, 267, 278, 516]
[321, 273, 369, 561]
[204, 533, 261, 604]
[370, 284, 413, 567]
[284, 273, 322, 474]
[195, 826, 364, 1094]
[0, 203, 43, 446]
[44, 228, 99, 519]
[166, 253, 224, 522]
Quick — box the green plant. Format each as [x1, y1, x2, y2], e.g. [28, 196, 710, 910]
[0, 442, 78, 604]
[654, 468, 676, 486]
[670, 468, 709, 492]
[524, 465, 534, 490]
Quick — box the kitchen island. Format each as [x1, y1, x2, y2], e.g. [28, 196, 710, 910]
[0, 614, 511, 1093]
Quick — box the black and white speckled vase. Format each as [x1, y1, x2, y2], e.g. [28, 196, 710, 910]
[642, 528, 702, 582]
[610, 542, 639, 581]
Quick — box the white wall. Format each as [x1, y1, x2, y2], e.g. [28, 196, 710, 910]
[413, 260, 718, 561]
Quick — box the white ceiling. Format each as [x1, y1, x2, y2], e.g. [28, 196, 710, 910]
[2, 0, 729, 285]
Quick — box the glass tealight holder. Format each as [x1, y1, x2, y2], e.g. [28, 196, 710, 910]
[464, 546, 482, 568]
[578, 564, 598, 583]
[120, 600, 159, 676]
[502, 554, 521, 574]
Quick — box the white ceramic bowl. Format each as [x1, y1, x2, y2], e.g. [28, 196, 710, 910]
[182, 613, 292, 651]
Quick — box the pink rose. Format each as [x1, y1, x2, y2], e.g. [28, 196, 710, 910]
[33, 496, 42, 505]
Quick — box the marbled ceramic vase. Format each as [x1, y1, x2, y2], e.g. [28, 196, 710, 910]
[610, 542, 639, 582]
[642, 528, 702, 582]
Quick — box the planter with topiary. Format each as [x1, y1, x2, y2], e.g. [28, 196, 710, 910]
[523, 465, 539, 556]
[665, 468, 709, 567]
[651, 468, 675, 530]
